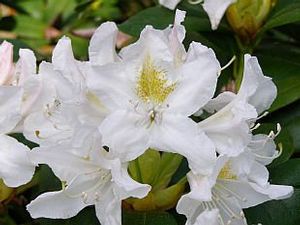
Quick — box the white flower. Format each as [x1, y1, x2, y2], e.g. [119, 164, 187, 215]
[87, 10, 220, 175]
[27, 134, 151, 225]
[23, 36, 108, 148]
[198, 54, 277, 157]
[177, 146, 293, 225]
[158, 0, 236, 30]
[0, 41, 38, 187]
[177, 154, 293, 225]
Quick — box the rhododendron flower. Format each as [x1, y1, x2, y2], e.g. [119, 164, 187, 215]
[27, 135, 150, 225]
[87, 10, 220, 175]
[198, 54, 277, 157]
[177, 154, 293, 225]
[24, 36, 108, 148]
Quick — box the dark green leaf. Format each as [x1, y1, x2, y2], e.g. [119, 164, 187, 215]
[256, 43, 300, 112]
[262, 0, 300, 31]
[123, 211, 177, 225]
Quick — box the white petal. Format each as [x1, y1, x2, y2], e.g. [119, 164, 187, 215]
[248, 134, 278, 165]
[168, 9, 187, 63]
[21, 76, 42, 116]
[199, 99, 256, 156]
[159, 0, 181, 10]
[52, 37, 84, 101]
[248, 161, 269, 186]
[27, 190, 87, 219]
[99, 110, 150, 161]
[110, 160, 151, 199]
[89, 22, 120, 66]
[186, 172, 213, 202]
[166, 42, 220, 116]
[16, 49, 37, 85]
[23, 111, 73, 146]
[151, 114, 216, 175]
[29, 145, 99, 183]
[238, 54, 277, 114]
[0, 135, 35, 187]
[119, 26, 173, 63]
[250, 182, 293, 201]
[203, 91, 236, 113]
[0, 41, 14, 85]
[0, 86, 22, 134]
[194, 209, 219, 225]
[219, 179, 293, 209]
[95, 189, 121, 225]
[177, 193, 204, 224]
[87, 62, 136, 111]
[202, 0, 236, 30]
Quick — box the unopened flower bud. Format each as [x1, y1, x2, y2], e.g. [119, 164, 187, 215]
[226, 0, 276, 43]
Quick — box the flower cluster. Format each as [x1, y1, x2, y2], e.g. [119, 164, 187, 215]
[0, 9, 293, 225]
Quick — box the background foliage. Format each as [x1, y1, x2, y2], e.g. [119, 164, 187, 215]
[0, 0, 300, 224]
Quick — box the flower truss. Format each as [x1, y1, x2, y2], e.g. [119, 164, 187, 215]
[0, 9, 293, 225]
[158, 0, 237, 29]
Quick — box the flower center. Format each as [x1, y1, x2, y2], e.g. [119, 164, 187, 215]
[136, 55, 176, 104]
[218, 163, 237, 180]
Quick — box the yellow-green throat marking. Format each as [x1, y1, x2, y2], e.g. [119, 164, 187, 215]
[137, 55, 176, 104]
[218, 163, 237, 180]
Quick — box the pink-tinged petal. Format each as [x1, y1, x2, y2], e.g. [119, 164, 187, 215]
[0, 41, 14, 85]
[0, 135, 35, 187]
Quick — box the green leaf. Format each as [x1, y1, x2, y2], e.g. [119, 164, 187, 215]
[0, 214, 16, 225]
[118, 6, 214, 37]
[245, 159, 300, 225]
[152, 153, 183, 191]
[256, 43, 300, 112]
[14, 15, 47, 39]
[123, 211, 178, 225]
[119, 7, 173, 37]
[262, 0, 300, 31]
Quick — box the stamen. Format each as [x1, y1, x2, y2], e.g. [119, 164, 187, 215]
[250, 123, 261, 131]
[268, 123, 281, 139]
[257, 111, 269, 120]
[218, 56, 236, 76]
[188, 0, 203, 5]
